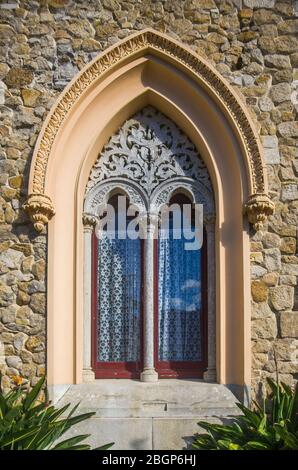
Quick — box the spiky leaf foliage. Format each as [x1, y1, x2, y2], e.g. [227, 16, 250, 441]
[0, 377, 114, 450]
[192, 379, 298, 450]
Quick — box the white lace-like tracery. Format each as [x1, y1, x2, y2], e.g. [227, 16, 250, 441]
[86, 106, 213, 210]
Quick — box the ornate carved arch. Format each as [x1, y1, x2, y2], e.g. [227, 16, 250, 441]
[84, 106, 214, 217]
[84, 179, 147, 217]
[150, 179, 214, 217]
[24, 28, 273, 231]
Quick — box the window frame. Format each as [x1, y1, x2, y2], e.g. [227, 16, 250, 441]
[91, 197, 208, 380]
[91, 231, 144, 379]
[154, 228, 208, 378]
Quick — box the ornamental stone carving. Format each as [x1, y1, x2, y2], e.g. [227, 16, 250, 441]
[23, 194, 55, 233]
[28, 29, 266, 195]
[86, 107, 212, 195]
[85, 106, 214, 219]
[84, 179, 147, 217]
[25, 29, 273, 231]
[245, 194, 275, 231]
[151, 179, 214, 216]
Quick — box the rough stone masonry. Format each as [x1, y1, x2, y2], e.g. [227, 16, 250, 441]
[0, 0, 297, 399]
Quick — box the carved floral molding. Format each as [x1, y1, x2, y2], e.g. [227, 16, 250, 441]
[24, 29, 273, 232]
[84, 106, 214, 219]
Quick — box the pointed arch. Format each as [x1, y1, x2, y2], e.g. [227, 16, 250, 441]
[25, 29, 273, 231]
[23, 29, 275, 400]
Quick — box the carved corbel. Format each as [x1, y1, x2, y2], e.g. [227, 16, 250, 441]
[245, 193, 274, 231]
[23, 193, 55, 233]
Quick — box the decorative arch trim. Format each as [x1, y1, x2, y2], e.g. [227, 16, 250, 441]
[24, 29, 273, 232]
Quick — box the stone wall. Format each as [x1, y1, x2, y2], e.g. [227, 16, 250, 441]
[0, 0, 297, 397]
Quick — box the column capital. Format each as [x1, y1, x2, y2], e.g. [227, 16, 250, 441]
[82, 213, 97, 231]
[138, 211, 159, 238]
[147, 212, 159, 237]
[203, 213, 216, 228]
[148, 211, 159, 225]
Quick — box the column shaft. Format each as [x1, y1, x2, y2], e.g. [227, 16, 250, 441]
[82, 219, 95, 382]
[141, 217, 158, 382]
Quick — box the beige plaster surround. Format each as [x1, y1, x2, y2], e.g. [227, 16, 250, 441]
[24, 30, 273, 399]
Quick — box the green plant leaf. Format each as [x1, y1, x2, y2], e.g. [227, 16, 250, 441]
[244, 441, 271, 450]
[193, 378, 298, 451]
[1, 428, 38, 448]
[93, 442, 115, 450]
[0, 376, 112, 451]
[274, 423, 298, 449]
[52, 434, 91, 450]
[237, 403, 262, 428]
[23, 377, 45, 411]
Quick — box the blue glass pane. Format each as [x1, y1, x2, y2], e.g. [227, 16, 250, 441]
[158, 229, 202, 361]
[97, 235, 141, 362]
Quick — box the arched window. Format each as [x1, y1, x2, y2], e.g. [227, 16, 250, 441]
[85, 106, 215, 381]
[92, 194, 142, 378]
[156, 193, 207, 378]
[91, 192, 208, 379]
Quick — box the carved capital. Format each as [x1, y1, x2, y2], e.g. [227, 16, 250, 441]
[23, 193, 55, 233]
[245, 193, 274, 231]
[203, 213, 216, 227]
[82, 213, 97, 231]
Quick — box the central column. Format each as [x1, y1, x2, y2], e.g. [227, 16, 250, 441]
[141, 213, 158, 382]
